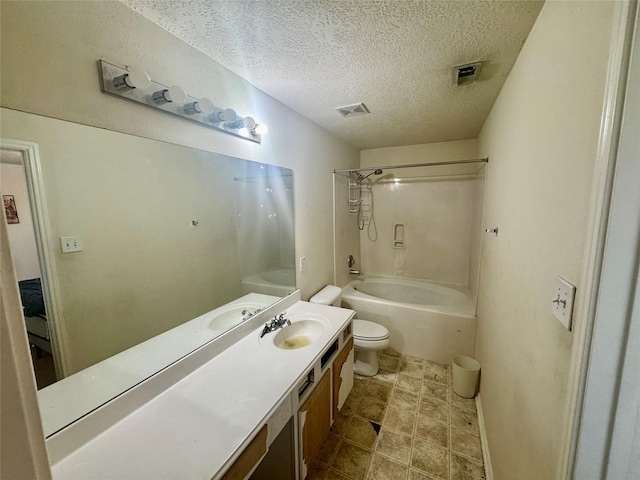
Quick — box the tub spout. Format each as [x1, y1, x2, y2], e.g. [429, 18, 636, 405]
[349, 269, 360, 275]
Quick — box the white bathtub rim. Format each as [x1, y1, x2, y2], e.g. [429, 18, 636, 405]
[351, 274, 471, 295]
[342, 275, 476, 318]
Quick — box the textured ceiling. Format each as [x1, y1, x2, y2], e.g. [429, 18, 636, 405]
[121, 0, 544, 150]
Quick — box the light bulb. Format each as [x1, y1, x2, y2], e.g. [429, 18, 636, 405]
[210, 107, 237, 124]
[113, 66, 151, 91]
[166, 85, 187, 104]
[241, 116, 256, 130]
[198, 98, 215, 115]
[220, 108, 237, 123]
[253, 124, 269, 135]
[184, 97, 214, 115]
[152, 85, 187, 105]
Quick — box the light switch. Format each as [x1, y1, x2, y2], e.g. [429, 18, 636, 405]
[299, 256, 307, 272]
[60, 236, 83, 253]
[552, 276, 576, 330]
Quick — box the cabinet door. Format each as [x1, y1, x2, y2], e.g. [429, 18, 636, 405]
[332, 337, 354, 418]
[222, 425, 268, 480]
[298, 369, 331, 472]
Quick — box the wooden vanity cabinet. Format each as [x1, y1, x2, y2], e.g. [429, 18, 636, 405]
[332, 337, 354, 418]
[249, 417, 295, 480]
[225, 319, 355, 480]
[298, 370, 332, 467]
[222, 426, 268, 480]
[298, 325, 354, 478]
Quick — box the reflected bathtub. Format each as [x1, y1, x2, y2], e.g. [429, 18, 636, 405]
[341, 276, 476, 364]
[259, 268, 296, 287]
[241, 268, 296, 297]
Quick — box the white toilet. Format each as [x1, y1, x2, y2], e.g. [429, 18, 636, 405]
[310, 285, 390, 376]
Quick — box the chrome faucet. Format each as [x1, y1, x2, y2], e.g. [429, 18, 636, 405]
[241, 307, 263, 322]
[259, 313, 291, 338]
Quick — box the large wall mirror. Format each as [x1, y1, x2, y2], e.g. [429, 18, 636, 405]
[1, 109, 295, 436]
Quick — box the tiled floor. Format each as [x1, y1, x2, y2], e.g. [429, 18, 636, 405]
[307, 348, 485, 480]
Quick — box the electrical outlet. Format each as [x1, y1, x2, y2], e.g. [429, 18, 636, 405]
[551, 276, 576, 330]
[60, 236, 83, 254]
[299, 256, 307, 272]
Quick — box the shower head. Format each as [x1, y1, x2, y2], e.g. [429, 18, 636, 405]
[360, 169, 383, 181]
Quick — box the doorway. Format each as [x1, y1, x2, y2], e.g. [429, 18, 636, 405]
[1, 139, 68, 387]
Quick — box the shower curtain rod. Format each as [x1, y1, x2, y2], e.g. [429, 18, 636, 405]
[333, 157, 488, 174]
[233, 173, 293, 182]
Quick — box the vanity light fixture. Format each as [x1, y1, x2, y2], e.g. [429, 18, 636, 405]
[98, 60, 266, 144]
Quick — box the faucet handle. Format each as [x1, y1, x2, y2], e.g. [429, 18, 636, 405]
[259, 323, 270, 338]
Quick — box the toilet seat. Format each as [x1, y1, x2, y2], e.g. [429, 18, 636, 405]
[353, 319, 389, 341]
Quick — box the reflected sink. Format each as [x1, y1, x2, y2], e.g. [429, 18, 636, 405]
[202, 302, 267, 331]
[260, 313, 330, 351]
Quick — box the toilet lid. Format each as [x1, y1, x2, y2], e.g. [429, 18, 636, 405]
[353, 319, 389, 340]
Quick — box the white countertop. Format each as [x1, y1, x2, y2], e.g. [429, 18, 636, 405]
[50, 301, 354, 479]
[39, 293, 281, 437]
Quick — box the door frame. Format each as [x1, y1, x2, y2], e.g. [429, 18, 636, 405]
[1, 138, 70, 378]
[563, 2, 640, 477]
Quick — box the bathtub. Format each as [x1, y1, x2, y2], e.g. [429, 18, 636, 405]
[341, 276, 476, 365]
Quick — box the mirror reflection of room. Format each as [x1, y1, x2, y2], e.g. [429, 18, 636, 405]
[2, 149, 57, 389]
[2, 113, 295, 435]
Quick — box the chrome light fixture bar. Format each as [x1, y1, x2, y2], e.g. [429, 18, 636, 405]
[98, 60, 266, 144]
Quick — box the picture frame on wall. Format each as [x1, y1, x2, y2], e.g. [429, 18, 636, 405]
[3, 195, 19, 224]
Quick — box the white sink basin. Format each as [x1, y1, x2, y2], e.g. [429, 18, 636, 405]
[260, 313, 330, 350]
[273, 320, 324, 349]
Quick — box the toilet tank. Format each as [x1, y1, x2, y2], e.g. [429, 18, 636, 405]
[309, 285, 343, 307]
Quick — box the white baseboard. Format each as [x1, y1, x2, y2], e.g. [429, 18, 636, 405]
[476, 394, 494, 480]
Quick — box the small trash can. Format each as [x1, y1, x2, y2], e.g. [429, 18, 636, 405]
[452, 355, 481, 398]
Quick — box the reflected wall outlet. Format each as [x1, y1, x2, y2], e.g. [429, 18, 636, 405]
[299, 256, 307, 272]
[60, 236, 83, 253]
[552, 276, 576, 330]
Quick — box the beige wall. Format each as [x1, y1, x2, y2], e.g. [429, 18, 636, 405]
[0, 1, 359, 304]
[361, 139, 479, 169]
[475, 1, 615, 478]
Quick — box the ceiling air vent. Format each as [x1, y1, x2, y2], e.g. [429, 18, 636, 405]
[336, 103, 370, 117]
[453, 61, 483, 86]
